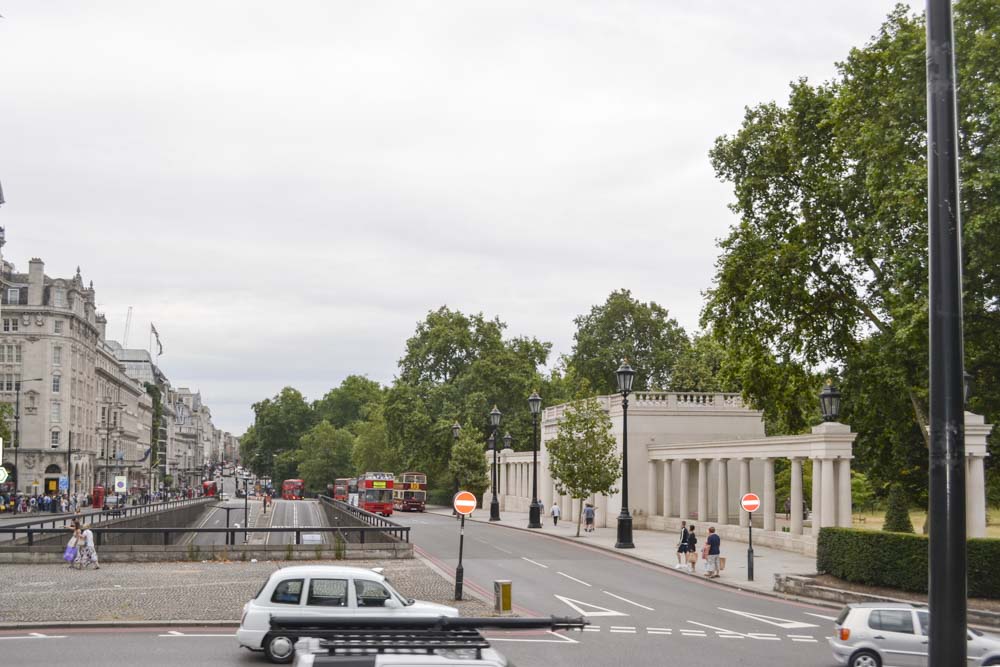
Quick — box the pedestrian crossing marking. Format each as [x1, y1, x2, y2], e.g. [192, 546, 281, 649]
[718, 607, 819, 629]
[554, 595, 628, 617]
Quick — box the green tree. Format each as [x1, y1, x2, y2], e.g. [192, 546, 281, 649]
[296, 421, 354, 492]
[0, 402, 13, 450]
[670, 333, 735, 393]
[248, 387, 315, 478]
[569, 289, 689, 395]
[448, 428, 490, 499]
[313, 375, 384, 430]
[704, 1, 1000, 481]
[883, 484, 914, 533]
[547, 396, 621, 537]
[352, 406, 403, 474]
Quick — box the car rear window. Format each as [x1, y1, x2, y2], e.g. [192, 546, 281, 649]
[835, 607, 850, 625]
[868, 609, 914, 634]
[271, 579, 304, 605]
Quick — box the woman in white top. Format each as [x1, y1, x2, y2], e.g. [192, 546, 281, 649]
[550, 503, 561, 526]
[80, 524, 100, 569]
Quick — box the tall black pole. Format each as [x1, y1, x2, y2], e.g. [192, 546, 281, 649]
[747, 511, 754, 582]
[528, 413, 541, 529]
[489, 428, 501, 522]
[67, 432, 72, 497]
[615, 393, 634, 548]
[926, 1, 966, 663]
[13, 382, 20, 509]
[244, 478, 250, 543]
[454, 514, 466, 600]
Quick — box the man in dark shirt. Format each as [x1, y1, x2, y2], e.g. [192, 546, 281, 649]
[705, 526, 722, 578]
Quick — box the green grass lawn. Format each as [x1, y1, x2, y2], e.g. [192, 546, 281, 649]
[851, 508, 1000, 538]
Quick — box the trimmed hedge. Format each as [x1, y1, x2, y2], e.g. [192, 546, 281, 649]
[817, 527, 1000, 599]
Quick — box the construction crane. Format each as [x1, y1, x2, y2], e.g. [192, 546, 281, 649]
[123, 306, 133, 347]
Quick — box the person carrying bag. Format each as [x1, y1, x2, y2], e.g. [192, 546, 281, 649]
[64, 521, 81, 566]
[685, 525, 698, 572]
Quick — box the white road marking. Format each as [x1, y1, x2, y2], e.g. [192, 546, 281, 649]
[805, 612, 838, 621]
[557, 571, 591, 587]
[602, 591, 654, 611]
[582, 627, 601, 632]
[647, 627, 671, 632]
[609, 628, 636, 633]
[747, 633, 781, 641]
[487, 631, 578, 644]
[553, 595, 628, 617]
[718, 607, 819, 629]
[0, 634, 66, 640]
[158, 632, 235, 638]
[791, 637, 818, 642]
[495, 546, 514, 555]
[521, 557, 548, 569]
[687, 621, 751, 638]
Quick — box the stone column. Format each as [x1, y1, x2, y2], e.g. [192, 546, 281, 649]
[540, 451, 553, 510]
[763, 457, 775, 531]
[838, 458, 852, 528]
[596, 492, 609, 529]
[697, 459, 709, 523]
[811, 458, 823, 536]
[716, 458, 729, 525]
[678, 459, 690, 520]
[790, 458, 803, 535]
[821, 457, 836, 528]
[647, 461, 658, 517]
[968, 455, 987, 538]
[662, 460, 673, 518]
[738, 458, 751, 528]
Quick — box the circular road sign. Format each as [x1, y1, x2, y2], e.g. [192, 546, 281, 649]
[741, 493, 761, 513]
[453, 491, 477, 516]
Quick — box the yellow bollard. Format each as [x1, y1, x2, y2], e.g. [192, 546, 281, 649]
[494, 580, 512, 614]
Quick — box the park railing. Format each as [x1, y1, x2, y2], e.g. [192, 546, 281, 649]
[0, 497, 212, 542]
[6, 525, 410, 547]
[317, 495, 403, 530]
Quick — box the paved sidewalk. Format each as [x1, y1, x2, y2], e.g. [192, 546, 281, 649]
[429, 506, 818, 599]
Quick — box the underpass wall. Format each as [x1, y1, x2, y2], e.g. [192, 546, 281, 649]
[318, 500, 398, 544]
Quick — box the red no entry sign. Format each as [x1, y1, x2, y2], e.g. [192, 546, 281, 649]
[741, 493, 761, 513]
[454, 491, 477, 515]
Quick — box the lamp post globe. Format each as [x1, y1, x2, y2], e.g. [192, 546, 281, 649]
[527, 391, 543, 529]
[488, 406, 502, 521]
[615, 361, 636, 549]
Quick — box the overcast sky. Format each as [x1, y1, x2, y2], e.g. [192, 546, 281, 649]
[1, 1, 922, 434]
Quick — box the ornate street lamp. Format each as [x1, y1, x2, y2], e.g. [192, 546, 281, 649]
[819, 382, 842, 422]
[615, 361, 636, 549]
[527, 391, 543, 528]
[488, 406, 502, 521]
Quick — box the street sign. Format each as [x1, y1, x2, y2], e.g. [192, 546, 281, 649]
[740, 493, 761, 513]
[0, 467, 7, 484]
[453, 491, 477, 516]
[58, 476, 68, 491]
[114, 475, 127, 493]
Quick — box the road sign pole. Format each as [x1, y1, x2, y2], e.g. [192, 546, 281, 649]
[455, 514, 465, 600]
[747, 511, 754, 582]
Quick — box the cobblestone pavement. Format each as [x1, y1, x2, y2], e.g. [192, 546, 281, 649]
[0, 557, 492, 623]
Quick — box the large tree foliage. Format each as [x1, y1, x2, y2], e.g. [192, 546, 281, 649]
[241, 387, 316, 479]
[704, 1, 1000, 490]
[569, 289, 689, 394]
[313, 375, 384, 431]
[448, 428, 490, 499]
[296, 421, 354, 491]
[547, 396, 621, 537]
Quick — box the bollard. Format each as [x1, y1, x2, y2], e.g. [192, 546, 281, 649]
[494, 580, 512, 614]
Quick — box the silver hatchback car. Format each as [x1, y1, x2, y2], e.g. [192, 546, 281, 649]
[829, 602, 1000, 666]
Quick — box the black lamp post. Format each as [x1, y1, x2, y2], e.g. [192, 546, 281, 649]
[489, 406, 502, 522]
[615, 361, 636, 549]
[819, 383, 842, 422]
[451, 422, 461, 516]
[528, 391, 542, 528]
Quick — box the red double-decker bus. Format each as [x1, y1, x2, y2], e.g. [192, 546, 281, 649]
[281, 479, 305, 500]
[353, 472, 394, 516]
[331, 477, 351, 502]
[393, 472, 427, 512]
[202, 480, 218, 497]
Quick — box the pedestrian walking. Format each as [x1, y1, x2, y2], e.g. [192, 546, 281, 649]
[66, 521, 82, 569]
[550, 503, 561, 526]
[675, 520, 689, 569]
[79, 524, 100, 569]
[583, 503, 595, 532]
[704, 526, 722, 578]
[685, 525, 698, 573]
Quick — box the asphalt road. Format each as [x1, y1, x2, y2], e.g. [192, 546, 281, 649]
[393, 510, 838, 667]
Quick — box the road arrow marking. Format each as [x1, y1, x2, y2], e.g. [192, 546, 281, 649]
[603, 591, 654, 611]
[718, 607, 819, 629]
[554, 595, 627, 617]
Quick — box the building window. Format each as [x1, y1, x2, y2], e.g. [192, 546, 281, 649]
[6, 288, 18, 305]
[51, 401, 61, 422]
[53, 289, 67, 308]
[14, 344, 21, 363]
[2, 318, 17, 333]
[52, 375, 61, 393]
[53, 346, 62, 366]
[51, 430, 60, 446]
[4, 375, 13, 392]
[54, 320, 63, 334]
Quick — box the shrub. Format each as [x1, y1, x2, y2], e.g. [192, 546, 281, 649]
[818, 528, 1000, 599]
[883, 485, 914, 533]
[427, 488, 455, 507]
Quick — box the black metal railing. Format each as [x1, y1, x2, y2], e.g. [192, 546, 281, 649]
[0, 497, 212, 542]
[5, 525, 410, 547]
[318, 495, 404, 530]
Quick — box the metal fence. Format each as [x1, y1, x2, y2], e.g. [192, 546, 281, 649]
[0, 497, 212, 542]
[8, 525, 409, 547]
[317, 495, 404, 530]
